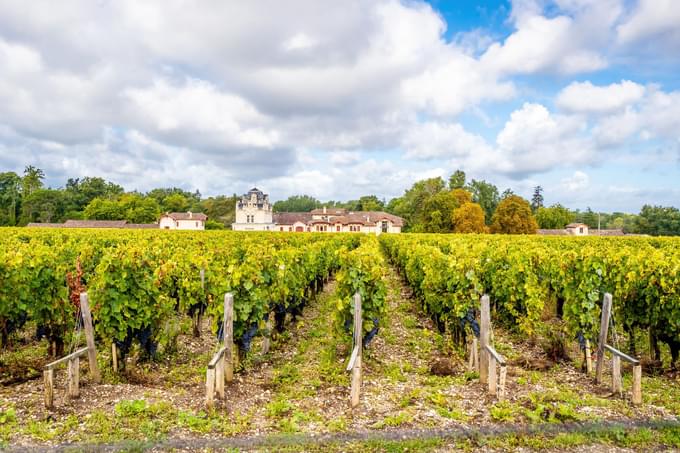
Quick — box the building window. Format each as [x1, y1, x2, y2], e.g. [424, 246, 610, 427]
[196, 221, 199, 227]
[579, 227, 583, 233]
[336, 225, 341, 232]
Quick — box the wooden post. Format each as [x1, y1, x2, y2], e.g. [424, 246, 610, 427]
[632, 365, 642, 405]
[206, 367, 215, 409]
[67, 357, 80, 399]
[44, 369, 54, 409]
[112, 343, 118, 373]
[488, 354, 497, 395]
[232, 343, 239, 370]
[216, 355, 225, 399]
[596, 293, 612, 384]
[262, 311, 274, 354]
[473, 338, 479, 372]
[612, 355, 622, 394]
[468, 340, 474, 372]
[224, 293, 234, 383]
[479, 295, 490, 385]
[585, 339, 593, 374]
[498, 364, 507, 401]
[350, 292, 362, 408]
[80, 293, 101, 383]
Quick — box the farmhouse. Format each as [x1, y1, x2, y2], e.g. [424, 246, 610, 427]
[232, 188, 403, 233]
[537, 222, 627, 236]
[159, 212, 207, 230]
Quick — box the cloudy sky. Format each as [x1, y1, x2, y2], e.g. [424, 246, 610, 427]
[1, 0, 679, 212]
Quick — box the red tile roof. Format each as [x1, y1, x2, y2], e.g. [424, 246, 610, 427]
[162, 212, 208, 221]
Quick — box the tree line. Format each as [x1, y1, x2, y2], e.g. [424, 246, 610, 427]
[1, 167, 678, 235]
[0, 167, 236, 229]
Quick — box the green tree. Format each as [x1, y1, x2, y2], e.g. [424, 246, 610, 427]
[0, 172, 21, 226]
[449, 170, 466, 189]
[119, 194, 161, 224]
[490, 195, 538, 234]
[21, 166, 45, 196]
[575, 207, 599, 228]
[147, 187, 201, 211]
[466, 179, 499, 225]
[83, 197, 126, 220]
[635, 205, 680, 236]
[357, 195, 385, 211]
[163, 193, 190, 212]
[387, 177, 446, 231]
[273, 195, 321, 212]
[535, 204, 575, 229]
[419, 190, 460, 232]
[65, 177, 123, 212]
[199, 195, 239, 228]
[20, 189, 66, 224]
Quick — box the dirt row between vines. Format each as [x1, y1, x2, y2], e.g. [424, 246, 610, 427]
[2, 262, 680, 450]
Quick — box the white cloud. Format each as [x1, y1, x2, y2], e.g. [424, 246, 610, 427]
[402, 122, 492, 160]
[617, 0, 680, 45]
[561, 170, 590, 191]
[124, 78, 279, 150]
[480, 0, 621, 75]
[283, 33, 317, 52]
[494, 103, 593, 174]
[556, 80, 645, 113]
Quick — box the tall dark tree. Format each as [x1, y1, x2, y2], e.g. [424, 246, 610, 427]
[0, 172, 21, 226]
[531, 186, 544, 212]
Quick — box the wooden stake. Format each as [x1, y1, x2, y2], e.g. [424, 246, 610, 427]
[350, 292, 362, 408]
[595, 293, 612, 384]
[585, 339, 593, 374]
[80, 293, 101, 383]
[479, 295, 490, 385]
[488, 355, 497, 396]
[632, 364, 642, 405]
[67, 357, 80, 399]
[216, 355, 225, 399]
[224, 293, 234, 383]
[612, 354, 622, 394]
[498, 365, 507, 401]
[112, 343, 118, 373]
[468, 340, 474, 372]
[473, 338, 479, 372]
[206, 367, 215, 409]
[44, 369, 54, 409]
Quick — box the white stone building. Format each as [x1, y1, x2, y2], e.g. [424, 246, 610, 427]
[159, 212, 207, 230]
[232, 188, 403, 233]
[232, 188, 275, 231]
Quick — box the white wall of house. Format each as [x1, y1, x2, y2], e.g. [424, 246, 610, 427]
[566, 224, 589, 236]
[233, 190, 275, 231]
[159, 216, 206, 230]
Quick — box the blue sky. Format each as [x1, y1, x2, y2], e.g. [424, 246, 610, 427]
[0, 0, 678, 213]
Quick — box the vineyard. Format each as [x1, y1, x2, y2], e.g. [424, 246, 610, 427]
[1, 229, 680, 451]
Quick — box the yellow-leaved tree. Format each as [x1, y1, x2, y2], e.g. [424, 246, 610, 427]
[452, 202, 488, 233]
[490, 195, 538, 234]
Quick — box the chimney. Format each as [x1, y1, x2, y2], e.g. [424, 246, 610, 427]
[188, 211, 192, 219]
[323, 206, 327, 214]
